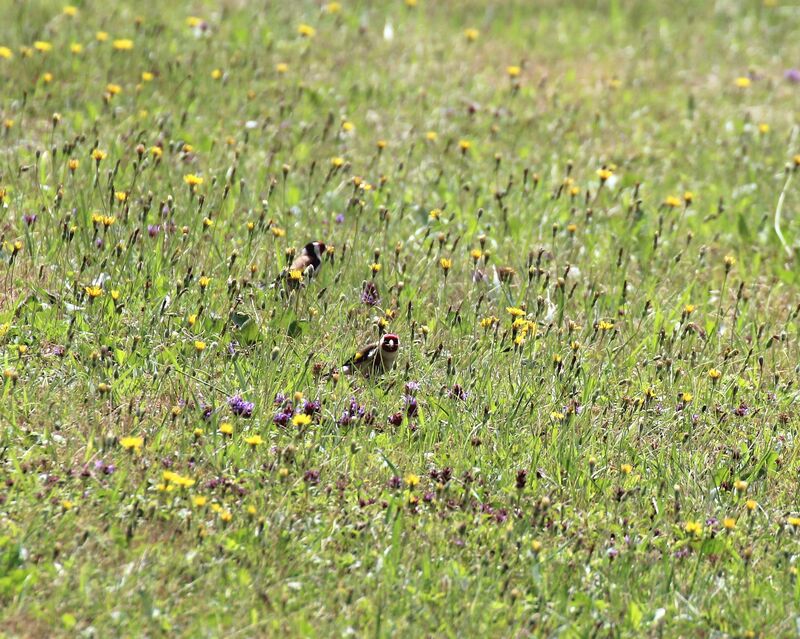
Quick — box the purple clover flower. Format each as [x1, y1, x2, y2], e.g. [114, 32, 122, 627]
[404, 396, 418, 417]
[785, 68, 800, 83]
[361, 281, 380, 306]
[302, 399, 321, 415]
[228, 395, 254, 418]
[338, 398, 367, 426]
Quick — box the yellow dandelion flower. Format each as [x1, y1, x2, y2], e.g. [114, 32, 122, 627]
[297, 24, 316, 38]
[708, 368, 721, 380]
[276, 62, 288, 74]
[84, 286, 103, 298]
[620, 463, 633, 475]
[219, 422, 233, 436]
[426, 131, 438, 141]
[112, 39, 134, 51]
[96, 31, 109, 42]
[184, 173, 204, 186]
[734, 76, 751, 88]
[120, 436, 143, 452]
[34, 41, 53, 53]
[440, 257, 452, 271]
[245, 435, 264, 446]
[70, 43, 83, 54]
[405, 473, 420, 488]
[506, 65, 521, 77]
[664, 195, 682, 208]
[325, 2, 342, 13]
[193, 496, 207, 507]
[0, 46, 14, 59]
[464, 28, 479, 41]
[506, 306, 525, 317]
[684, 520, 702, 536]
[596, 167, 613, 181]
[211, 68, 222, 80]
[292, 414, 312, 427]
[723, 517, 736, 530]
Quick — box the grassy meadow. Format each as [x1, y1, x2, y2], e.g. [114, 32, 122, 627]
[3, 0, 800, 636]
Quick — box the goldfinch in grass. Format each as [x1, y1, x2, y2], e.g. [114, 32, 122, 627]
[289, 241, 326, 279]
[342, 333, 400, 377]
[276, 241, 327, 289]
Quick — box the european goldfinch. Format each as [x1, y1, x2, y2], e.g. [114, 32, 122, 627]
[342, 333, 400, 377]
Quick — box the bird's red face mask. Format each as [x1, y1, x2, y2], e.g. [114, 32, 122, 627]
[381, 334, 399, 352]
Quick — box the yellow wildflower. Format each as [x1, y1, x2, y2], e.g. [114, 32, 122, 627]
[120, 436, 143, 452]
[219, 422, 233, 436]
[112, 39, 134, 51]
[292, 414, 311, 427]
[297, 24, 316, 38]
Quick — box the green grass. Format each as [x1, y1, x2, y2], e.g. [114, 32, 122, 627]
[2, 0, 800, 636]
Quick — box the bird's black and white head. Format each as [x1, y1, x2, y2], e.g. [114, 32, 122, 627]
[304, 241, 326, 261]
[380, 333, 400, 353]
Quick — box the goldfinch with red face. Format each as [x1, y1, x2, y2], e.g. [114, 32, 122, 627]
[342, 333, 400, 377]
